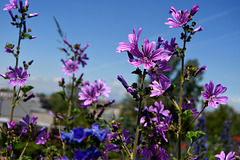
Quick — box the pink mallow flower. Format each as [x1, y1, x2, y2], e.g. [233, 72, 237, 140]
[165, 6, 189, 28]
[215, 151, 236, 160]
[61, 59, 79, 76]
[35, 127, 49, 145]
[117, 28, 166, 69]
[201, 80, 228, 108]
[149, 79, 171, 97]
[0, 66, 29, 87]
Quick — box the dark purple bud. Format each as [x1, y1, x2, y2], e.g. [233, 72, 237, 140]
[60, 59, 65, 65]
[61, 48, 68, 54]
[190, 4, 199, 16]
[23, 93, 35, 102]
[117, 75, 129, 89]
[104, 100, 115, 107]
[63, 39, 71, 47]
[127, 87, 137, 95]
[194, 65, 206, 76]
[77, 73, 84, 82]
[19, 0, 23, 12]
[112, 124, 118, 132]
[8, 10, 15, 21]
[28, 60, 34, 65]
[97, 107, 105, 118]
[156, 36, 164, 49]
[68, 116, 75, 120]
[61, 77, 65, 85]
[27, 13, 38, 18]
[5, 47, 14, 53]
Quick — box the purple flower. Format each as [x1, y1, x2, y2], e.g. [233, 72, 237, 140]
[61, 59, 79, 76]
[105, 144, 120, 152]
[93, 79, 111, 97]
[182, 99, 199, 117]
[149, 79, 171, 97]
[117, 28, 165, 69]
[4, 66, 29, 87]
[190, 4, 199, 16]
[7, 120, 16, 129]
[194, 65, 206, 76]
[162, 38, 177, 56]
[201, 81, 228, 108]
[151, 101, 171, 142]
[116, 28, 142, 53]
[78, 84, 98, 106]
[84, 124, 108, 143]
[19, 114, 38, 128]
[35, 127, 49, 145]
[3, 0, 18, 11]
[73, 147, 101, 160]
[215, 151, 236, 160]
[192, 25, 203, 34]
[165, 6, 189, 28]
[140, 144, 169, 160]
[77, 53, 89, 68]
[148, 60, 171, 82]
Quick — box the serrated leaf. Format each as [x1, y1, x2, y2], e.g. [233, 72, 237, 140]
[21, 85, 34, 94]
[179, 110, 194, 120]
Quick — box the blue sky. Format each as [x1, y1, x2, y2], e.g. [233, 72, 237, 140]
[0, 0, 240, 112]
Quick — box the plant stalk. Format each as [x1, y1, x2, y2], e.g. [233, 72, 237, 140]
[132, 69, 146, 160]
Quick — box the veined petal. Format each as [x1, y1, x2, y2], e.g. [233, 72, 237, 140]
[201, 91, 210, 101]
[208, 99, 217, 108]
[143, 39, 155, 57]
[205, 81, 214, 95]
[214, 96, 228, 105]
[214, 84, 227, 96]
[18, 80, 26, 87]
[128, 59, 144, 67]
[143, 61, 155, 69]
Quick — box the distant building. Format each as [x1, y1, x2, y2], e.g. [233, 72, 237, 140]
[0, 88, 53, 128]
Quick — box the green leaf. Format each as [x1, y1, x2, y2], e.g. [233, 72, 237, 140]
[21, 85, 34, 94]
[178, 110, 194, 120]
[72, 109, 81, 115]
[186, 131, 206, 143]
[23, 33, 31, 38]
[56, 91, 65, 99]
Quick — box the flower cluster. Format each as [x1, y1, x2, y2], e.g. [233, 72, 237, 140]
[78, 79, 111, 107]
[60, 124, 108, 159]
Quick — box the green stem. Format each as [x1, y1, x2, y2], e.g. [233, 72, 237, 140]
[132, 69, 146, 160]
[10, 86, 16, 121]
[19, 133, 31, 159]
[182, 104, 207, 133]
[178, 30, 187, 160]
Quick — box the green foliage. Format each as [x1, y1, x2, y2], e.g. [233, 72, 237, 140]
[205, 104, 240, 143]
[179, 110, 194, 120]
[20, 85, 34, 95]
[186, 130, 205, 143]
